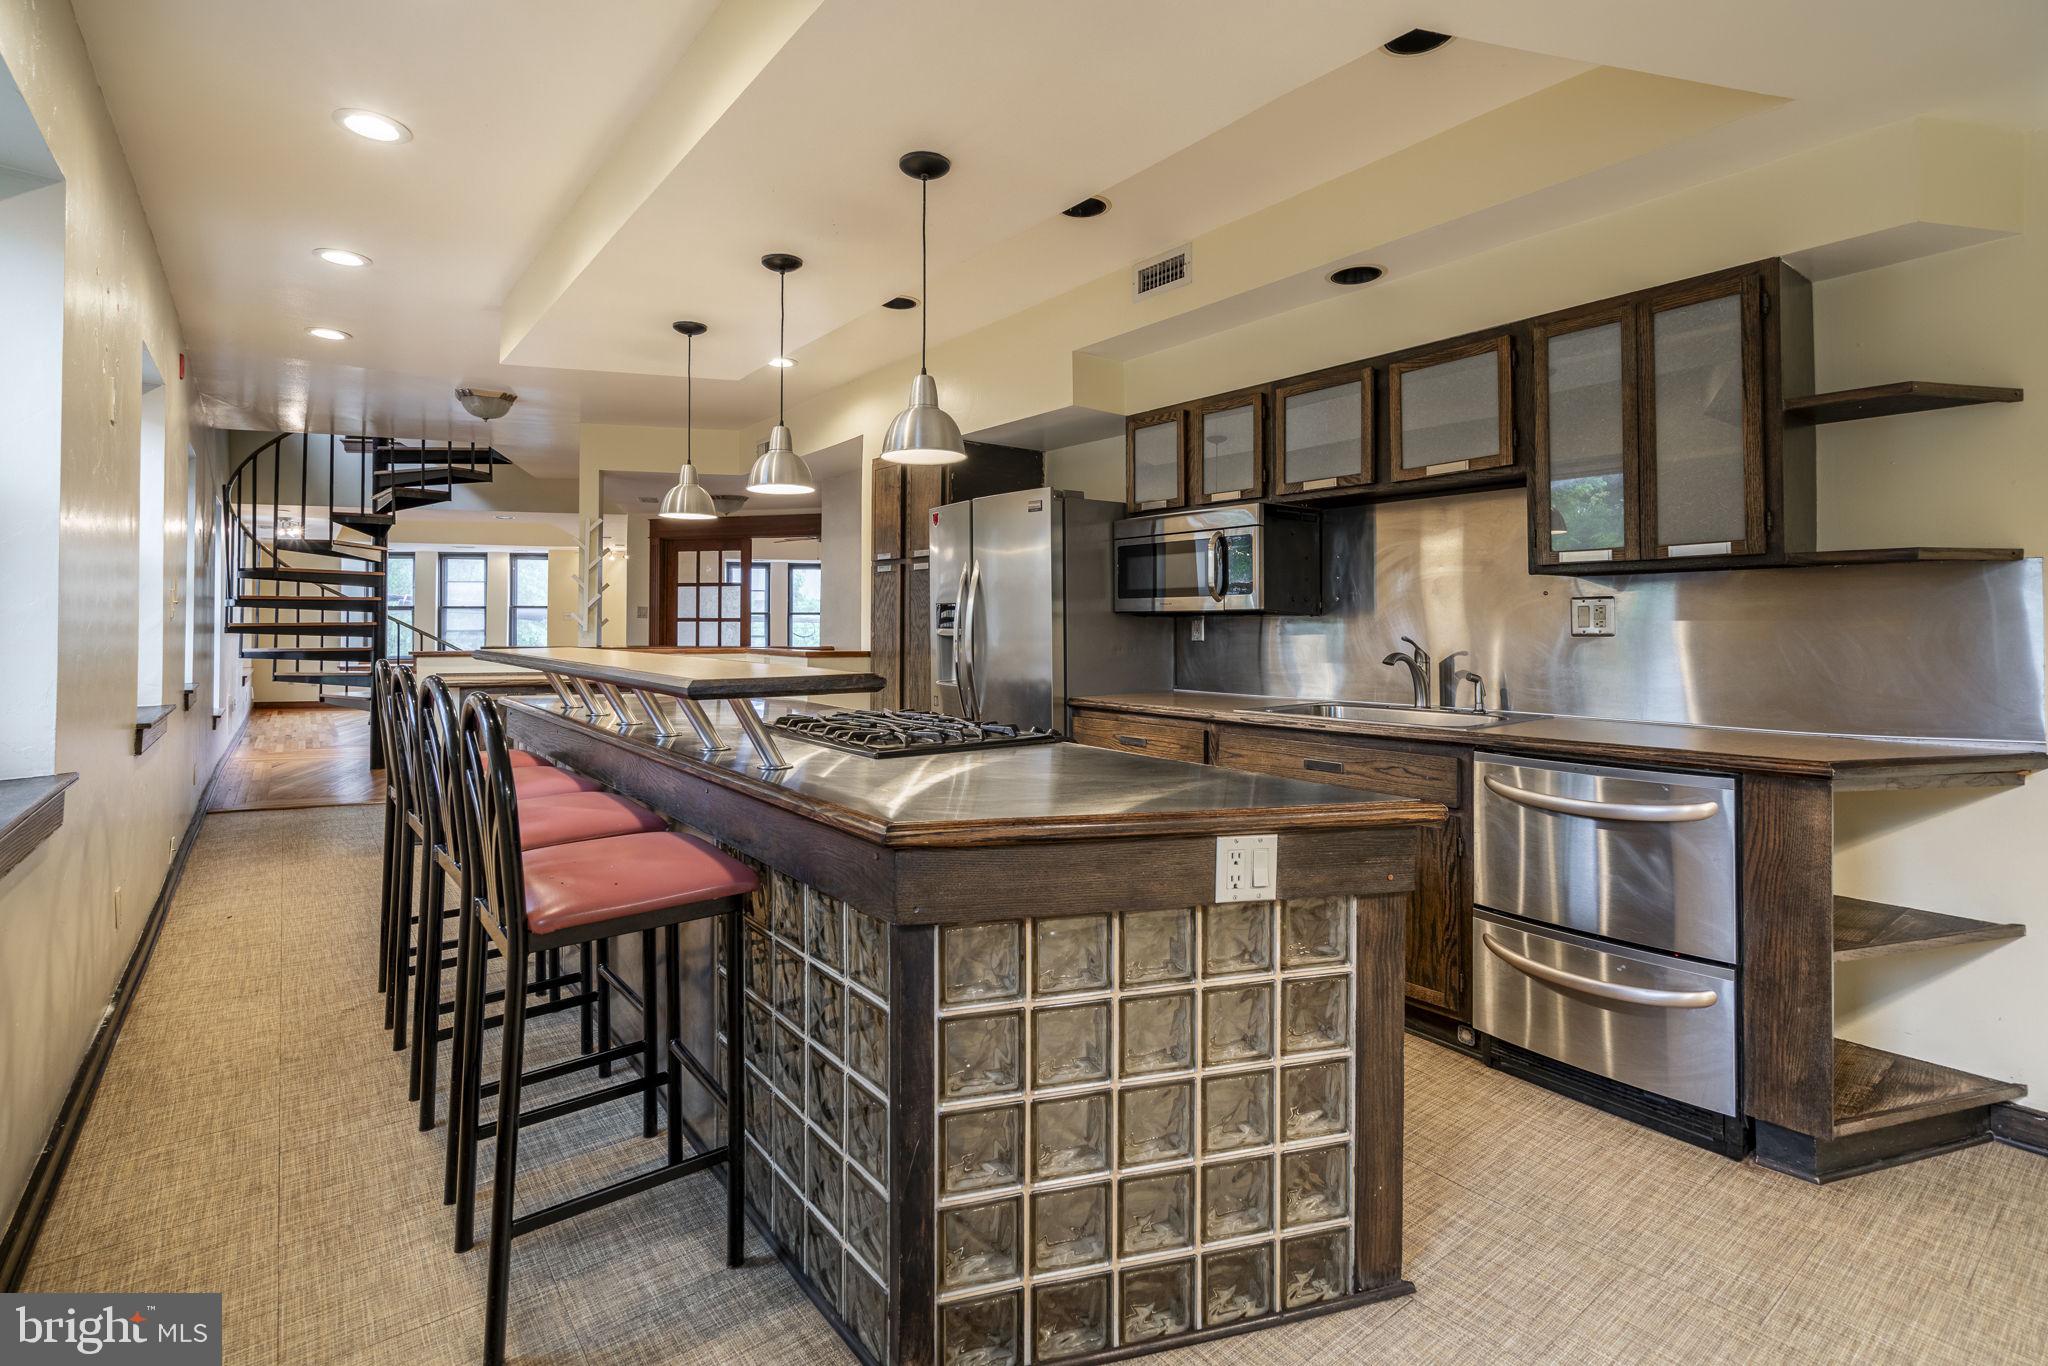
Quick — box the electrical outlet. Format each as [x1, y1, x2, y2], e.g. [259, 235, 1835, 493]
[1213, 833, 1278, 903]
[1189, 617, 1205, 643]
[1570, 595, 1615, 637]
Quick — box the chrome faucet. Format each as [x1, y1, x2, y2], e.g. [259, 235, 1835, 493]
[1382, 636, 1431, 708]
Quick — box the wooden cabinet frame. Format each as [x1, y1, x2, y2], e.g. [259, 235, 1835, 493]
[1637, 272, 1768, 561]
[1530, 304, 1642, 568]
[1271, 365, 1374, 496]
[1124, 406, 1188, 512]
[1388, 333, 1514, 483]
[1187, 389, 1268, 504]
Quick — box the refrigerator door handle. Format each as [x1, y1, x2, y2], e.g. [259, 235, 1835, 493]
[956, 558, 982, 721]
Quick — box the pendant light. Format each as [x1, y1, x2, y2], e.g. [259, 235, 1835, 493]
[659, 321, 718, 519]
[747, 253, 816, 495]
[880, 150, 966, 465]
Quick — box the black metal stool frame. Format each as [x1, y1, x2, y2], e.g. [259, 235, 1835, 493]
[450, 693, 744, 1366]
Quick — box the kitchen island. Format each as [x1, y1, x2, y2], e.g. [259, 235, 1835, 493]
[500, 692, 1445, 1365]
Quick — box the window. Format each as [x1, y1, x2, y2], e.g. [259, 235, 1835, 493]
[384, 553, 416, 658]
[748, 564, 769, 647]
[673, 544, 744, 647]
[788, 562, 822, 648]
[511, 554, 549, 647]
[438, 554, 487, 650]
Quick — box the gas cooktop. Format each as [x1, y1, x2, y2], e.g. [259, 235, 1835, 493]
[769, 708, 1060, 759]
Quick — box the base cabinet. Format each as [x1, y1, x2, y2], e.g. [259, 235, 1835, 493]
[1070, 708, 1471, 1020]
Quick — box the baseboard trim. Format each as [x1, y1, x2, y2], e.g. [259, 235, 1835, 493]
[1754, 1108, 1994, 1184]
[1990, 1102, 2048, 1156]
[0, 707, 250, 1289]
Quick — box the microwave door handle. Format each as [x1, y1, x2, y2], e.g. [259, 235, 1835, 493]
[1482, 774, 1721, 823]
[1481, 934, 1720, 1009]
[956, 559, 982, 721]
[1208, 532, 1227, 603]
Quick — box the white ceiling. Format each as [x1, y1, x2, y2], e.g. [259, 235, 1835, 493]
[70, 0, 2048, 480]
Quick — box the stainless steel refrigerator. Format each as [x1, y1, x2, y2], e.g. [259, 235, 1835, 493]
[930, 487, 1172, 730]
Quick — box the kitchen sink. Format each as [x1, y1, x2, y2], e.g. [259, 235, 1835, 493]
[1249, 700, 1515, 730]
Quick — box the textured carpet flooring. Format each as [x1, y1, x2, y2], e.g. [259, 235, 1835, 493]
[19, 803, 2048, 1364]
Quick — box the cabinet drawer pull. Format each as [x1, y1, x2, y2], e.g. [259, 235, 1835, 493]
[1482, 934, 1720, 1009]
[1116, 735, 1151, 749]
[1303, 758, 1344, 774]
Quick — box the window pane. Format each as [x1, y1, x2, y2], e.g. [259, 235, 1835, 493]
[676, 621, 700, 646]
[443, 556, 485, 582]
[790, 615, 821, 648]
[790, 565, 822, 614]
[512, 606, 547, 647]
[386, 554, 415, 603]
[750, 616, 767, 647]
[718, 621, 740, 647]
[442, 606, 486, 651]
[512, 555, 548, 607]
[721, 585, 742, 618]
[698, 586, 720, 617]
[698, 551, 719, 579]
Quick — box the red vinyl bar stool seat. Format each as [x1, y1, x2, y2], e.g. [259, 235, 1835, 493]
[516, 792, 666, 852]
[510, 765, 602, 799]
[522, 831, 756, 937]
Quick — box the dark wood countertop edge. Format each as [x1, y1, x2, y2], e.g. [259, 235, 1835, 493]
[515, 703, 1446, 848]
[1068, 695, 2048, 781]
[471, 649, 882, 699]
[0, 773, 79, 882]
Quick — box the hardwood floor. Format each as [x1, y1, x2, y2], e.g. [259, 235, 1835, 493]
[207, 705, 384, 812]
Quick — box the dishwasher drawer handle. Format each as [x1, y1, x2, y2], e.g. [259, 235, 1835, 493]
[1116, 735, 1151, 749]
[1304, 758, 1343, 774]
[1481, 933, 1720, 1009]
[1482, 774, 1719, 823]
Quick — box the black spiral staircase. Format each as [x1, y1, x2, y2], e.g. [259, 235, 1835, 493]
[224, 434, 509, 750]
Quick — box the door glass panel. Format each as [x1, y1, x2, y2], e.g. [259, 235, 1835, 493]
[720, 584, 742, 618]
[1131, 423, 1179, 505]
[1283, 382, 1362, 485]
[698, 550, 720, 579]
[1200, 405, 1257, 496]
[719, 621, 741, 647]
[698, 586, 721, 617]
[1545, 322, 1627, 554]
[1399, 351, 1499, 470]
[1652, 294, 1746, 546]
[675, 621, 699, 646]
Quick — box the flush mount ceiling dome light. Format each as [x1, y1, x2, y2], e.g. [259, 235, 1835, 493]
[456, 387, 517, 422]
[332, 108, 412, 143]
[880, 150, 968, 467]
[748, 255, 816, 496]
[306, 326, 351, 341]
[315, 247, 371, 268]
[660, 321, 719, 520]
[1329, 265, 1385, 286]
[1383, 29, 1452, 56]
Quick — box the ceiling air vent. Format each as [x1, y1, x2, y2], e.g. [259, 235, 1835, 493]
[1132, 244, 1192, 302]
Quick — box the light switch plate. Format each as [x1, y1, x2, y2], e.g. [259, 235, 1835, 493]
[1570, 595, 1615, 637]
[1214, 833, 1278, 903]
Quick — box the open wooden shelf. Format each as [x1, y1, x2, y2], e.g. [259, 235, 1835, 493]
[1781, 547, 2023, 567]
[1783, 382, 2023, 425]
[1833, 1038, 2025, 1137]
[1834, 896, 2025, 962]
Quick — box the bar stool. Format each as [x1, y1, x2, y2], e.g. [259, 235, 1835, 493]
[450, 692, 750, 1366]
[408, 676, 662, 1140]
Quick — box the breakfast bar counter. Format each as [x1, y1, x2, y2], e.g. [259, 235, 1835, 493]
[501, 693, 1444, 1366]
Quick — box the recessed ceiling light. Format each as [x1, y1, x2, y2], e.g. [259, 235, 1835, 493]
[882, 295, 919, 310]
[306, 326, 351, 341]
[333, 108, 412, 143]
[1329, 265, 1385, 286]
[314, 247, 371, 268]
[1383, 29, 1452, 57]
[768, 355, 797, 369]
[1063, 196, 1110, 219]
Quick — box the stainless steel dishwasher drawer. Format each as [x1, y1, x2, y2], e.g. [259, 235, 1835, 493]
[1473, 911, 1737, 1116]
[1474, 753, 1737, 963]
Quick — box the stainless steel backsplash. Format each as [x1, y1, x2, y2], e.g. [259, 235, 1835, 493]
[1174, 490, 2047, 743]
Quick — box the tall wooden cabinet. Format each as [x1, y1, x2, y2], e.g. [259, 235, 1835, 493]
[868, 442, 1043, 709]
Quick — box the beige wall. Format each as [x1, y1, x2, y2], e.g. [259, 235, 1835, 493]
[0, 0, 252, 1213]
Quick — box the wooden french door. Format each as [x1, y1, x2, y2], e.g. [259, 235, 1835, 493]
[656, 535, 751, 647]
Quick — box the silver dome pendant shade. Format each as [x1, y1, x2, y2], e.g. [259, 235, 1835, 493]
[748, 254, 816, 496]
[659, 321, 719, 520]
[880, 151, 967, 466]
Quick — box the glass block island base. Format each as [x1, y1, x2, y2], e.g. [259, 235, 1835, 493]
[504, 697, 1436, 1366]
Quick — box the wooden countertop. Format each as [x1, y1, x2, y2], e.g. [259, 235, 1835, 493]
[1070, 690, 2048, 785]
[471, 647, 882, 700]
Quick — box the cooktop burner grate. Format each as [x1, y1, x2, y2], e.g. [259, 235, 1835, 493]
[770, 708, 1060, 758]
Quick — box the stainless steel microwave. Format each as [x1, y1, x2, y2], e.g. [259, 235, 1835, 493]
[1111, 503, 1321, 614]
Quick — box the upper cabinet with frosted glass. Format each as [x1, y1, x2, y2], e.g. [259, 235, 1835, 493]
[1531, 259, 1805, 574]
[1188, 387, 1269, 505]
[1124, 406, 1188, 512]
[1388, 334, 1515, 487]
